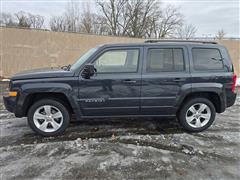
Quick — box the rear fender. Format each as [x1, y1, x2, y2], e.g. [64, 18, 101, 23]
[176, 83, 226, 113]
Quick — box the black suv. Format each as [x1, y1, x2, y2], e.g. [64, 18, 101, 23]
[3, 40, 237, 136]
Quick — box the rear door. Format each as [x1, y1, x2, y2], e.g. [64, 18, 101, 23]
[141, 45, 191, 115]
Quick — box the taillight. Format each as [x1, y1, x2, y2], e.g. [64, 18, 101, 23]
[232, 73, 237, 92]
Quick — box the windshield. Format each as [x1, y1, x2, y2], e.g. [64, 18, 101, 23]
[70, 47, 98, 71]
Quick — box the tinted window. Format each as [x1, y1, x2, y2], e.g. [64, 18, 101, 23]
[192, 48, 224, 70]
[147, 48, 184, 72]
[94, 49, 139, 73]
[173, 49, 185, 71]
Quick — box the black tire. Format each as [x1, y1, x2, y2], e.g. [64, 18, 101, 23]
[178, 97, 216, 132]
[27, 99, 70, 136]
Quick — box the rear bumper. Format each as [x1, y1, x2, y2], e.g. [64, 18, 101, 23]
[3, 96, 16, 113]
[226, 93, 237, 107]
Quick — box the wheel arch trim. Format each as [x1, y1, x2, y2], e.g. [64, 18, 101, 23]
[16, 83, 82, 120]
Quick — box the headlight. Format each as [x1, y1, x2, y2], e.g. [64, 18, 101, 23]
[8, 81, 18, 97]
[2, 79, 11, 96]
[8, 80, 12, 90]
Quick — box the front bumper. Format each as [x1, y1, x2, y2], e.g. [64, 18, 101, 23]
[3, 96, 16, 113]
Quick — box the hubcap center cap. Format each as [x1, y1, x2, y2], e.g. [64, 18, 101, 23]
[46, 115, 53, 121]
[194, 112, 201, 118]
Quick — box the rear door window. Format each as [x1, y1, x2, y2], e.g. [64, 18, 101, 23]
[147, 48, 185, 72]
[192, 48, 224, 70]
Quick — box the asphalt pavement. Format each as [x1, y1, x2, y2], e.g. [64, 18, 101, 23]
[0, 84, 239, 180]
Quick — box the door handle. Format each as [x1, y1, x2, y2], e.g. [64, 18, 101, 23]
[123, 80, 137, 83]
[173, 78, 186, 82]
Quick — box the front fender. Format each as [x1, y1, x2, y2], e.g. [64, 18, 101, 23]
[15, 83, 82, 120]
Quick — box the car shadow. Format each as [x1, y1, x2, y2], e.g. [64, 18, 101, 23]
[70, 117, 184, 134]
[19, 117, 185, 145]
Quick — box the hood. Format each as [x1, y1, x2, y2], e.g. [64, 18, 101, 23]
[11, 68, 75, 80]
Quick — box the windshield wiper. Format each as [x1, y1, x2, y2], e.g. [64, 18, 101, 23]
[67, 64, 71, 70]
[61, 64, 71, 71]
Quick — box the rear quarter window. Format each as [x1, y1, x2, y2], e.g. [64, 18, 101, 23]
[192, 48, 224, 70]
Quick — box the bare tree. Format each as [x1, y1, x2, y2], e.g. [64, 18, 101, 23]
[96, 0, 162, 37]
[176, 24, 197, 39]
[154, 5, 183, 38]
[64, 0, 81, 32]
[80, 3, 94, 33]
[80, 2, 110, 35]
[29, 14, 44, 29]
[48, 0, 190, 38]
[96, 0, 184, 38]
[0, 12, 17, 27]
[1, 11, 45, 29]
[50, 0, 106, 34]
[94, 15, 109, 35]
[97, 0, 127, 35]
[124, 0, 161, 37]
[15, 11, 32, 28]
[215, 29, 226, 40]
[49, 16, 67, 32]
[49, 0, 81, 32]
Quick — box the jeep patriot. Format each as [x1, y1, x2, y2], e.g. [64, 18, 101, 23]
[3, 40, 237, 136]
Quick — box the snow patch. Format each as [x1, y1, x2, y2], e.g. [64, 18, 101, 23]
[161, 156, 171, 163]
[236, 78, 240, 86]
[132, 148, 139, 156]
[98, 153, 121, 171]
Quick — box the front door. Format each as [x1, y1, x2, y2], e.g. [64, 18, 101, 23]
[78, 47, 143, 116]
[141, 45, 191, 115]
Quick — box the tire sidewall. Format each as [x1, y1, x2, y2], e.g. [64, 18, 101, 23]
[179, 98, 216, 132]
[28, 99, 70, 136]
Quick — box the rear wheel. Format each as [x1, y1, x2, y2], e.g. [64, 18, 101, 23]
[28, 99, 70, 136]
[178, 98, 216, 132]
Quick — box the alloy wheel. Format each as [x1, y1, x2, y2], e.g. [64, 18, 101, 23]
[33, 105, 63, 133]
[186, 103, 211, 128]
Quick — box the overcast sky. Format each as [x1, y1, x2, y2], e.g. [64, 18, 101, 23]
[1, 0, 239, 38]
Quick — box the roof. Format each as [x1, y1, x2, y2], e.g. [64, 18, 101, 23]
[144, 40, 217, 44]
[100, 40, 221, 48]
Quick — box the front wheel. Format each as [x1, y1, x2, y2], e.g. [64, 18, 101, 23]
[178, 98, 216, 132]
[28, 99, 70, 136]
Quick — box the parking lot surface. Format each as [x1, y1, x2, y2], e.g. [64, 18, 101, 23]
[0, 83, 239, 180]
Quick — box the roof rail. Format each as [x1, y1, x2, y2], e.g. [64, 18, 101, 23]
[144, 40, 218, 44]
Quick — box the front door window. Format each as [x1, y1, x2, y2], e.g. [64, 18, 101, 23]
[94, 49, 139, 73]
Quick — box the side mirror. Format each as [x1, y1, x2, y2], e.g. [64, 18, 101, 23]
[81, 64, 95, 79]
